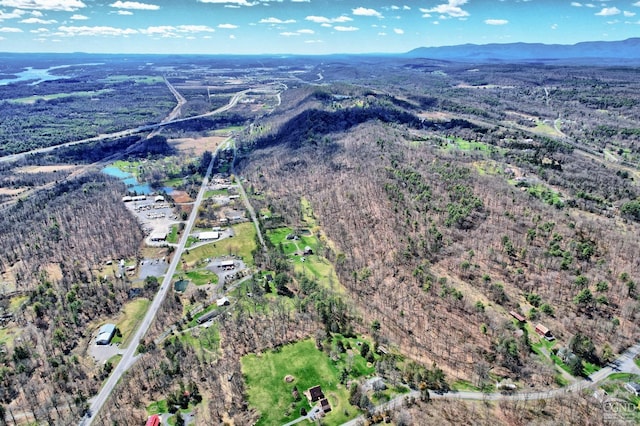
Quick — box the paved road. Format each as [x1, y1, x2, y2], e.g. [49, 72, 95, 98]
[340, 343, 640, 426]
[82, 154, 216, 426]
[0, 89, 249, 164]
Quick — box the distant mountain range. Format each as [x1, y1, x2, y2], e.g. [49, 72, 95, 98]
[405, 38, 640, 64]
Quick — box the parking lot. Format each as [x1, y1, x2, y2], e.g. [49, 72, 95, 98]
[123, 197, 179, 245]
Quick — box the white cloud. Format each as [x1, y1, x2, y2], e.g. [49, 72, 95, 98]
[140, 24, 215, 37]
[110, 1, 159, 10]
[198, 0, 256, 6]
[305, 15, 352, 24]
[259, 17, 295, 24]
[117, 10, 133, 15]
[280, 31, 298, 36]
[352, 7, 382, 18]
[0, 26, 22, 32]
[21, 17, 56, 23]
[56, 25, 137, 36]
[484, 19, 508, 25]
[571, 2, 582, 6]
[585, 3, 595, 7]
[551, 23, 558, 30]
[0, 36, 4, 39]
[595, 7, 620, 16]
[297, 28, 313, 34]
[391, 5, 399, 10]
[218, 23, 238, 28]
[393, 28, 403, 34]
[70, 14, 88, 20]
[0, 9, 26, 20]
[30, 10, 41, 16]
[291, 0, 309, 2]
[0, 0, 85, 11]
[30, 27, 48, 33]
[624, 11, 636, 17]
[634, 1, 640, 7]
[422, 0, 469, 18]
[304, 39, 323, 43]
[334, 25, 358, 31]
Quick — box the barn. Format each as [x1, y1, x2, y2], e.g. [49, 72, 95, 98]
[96, 324, 116, 345]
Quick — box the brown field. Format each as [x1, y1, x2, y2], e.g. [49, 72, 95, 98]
[15, 164, 78, 173]
[0, 187, 26, 196]
[418, 111, 454, 120]
[170, 136, 228, 156]
[43, 263, 63, 282]
[171, 190, 192, 203]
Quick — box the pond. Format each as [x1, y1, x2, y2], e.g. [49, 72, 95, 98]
[174, 280, 189, 292]
[102, 166, 173, 195]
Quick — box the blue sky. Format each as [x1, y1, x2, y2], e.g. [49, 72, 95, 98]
[0, 0, 639, 54]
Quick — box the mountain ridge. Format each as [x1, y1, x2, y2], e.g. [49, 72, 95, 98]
[405, 37, 640, 64]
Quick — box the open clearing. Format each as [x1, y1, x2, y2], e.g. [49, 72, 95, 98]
[7, 89, 113, 104]
[0, 187, 26, 196]
[170, 135, 228, 156]
[114, 298, 151, 346]
[180, 222, 257, 268]
[242, 338, 353, 426]
[15, 164, 78, 173]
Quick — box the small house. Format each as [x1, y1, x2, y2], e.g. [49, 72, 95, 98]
[625, 382, 640, 396]
[510, 311, 526, 323]
[154, 195, 165, 203]
[306, 385, 325, 403]
[319, 398, 331, 413]
[216, 297, 230, 307]
[303, 246, 313, 255]
[535, 323, 555, 341]
[146, 415, 160, 426]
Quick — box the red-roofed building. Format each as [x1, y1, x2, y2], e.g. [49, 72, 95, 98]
[146, 414, 160, 426]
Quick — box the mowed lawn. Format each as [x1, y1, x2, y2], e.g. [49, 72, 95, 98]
[116, 298, 150, 346]
[242, 339, 354, 426]
[180, 222, 257, 268]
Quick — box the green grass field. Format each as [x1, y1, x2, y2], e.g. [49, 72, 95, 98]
[112, 159, 143, 174]
[102, 75, 164, 84]
[204, 188, 229, 198]
[242, 339, 355, 426]
[116, 298, 151, 346]
[167, 225, 180, 244]
[176, 323, 220, 361]
[9, 295, 28, 312]
[185, 269, 219, 286]
[8, 89, 113, 104]
[147, 399, 168, 415]
[526, 184, 564, 208]
[181, 222, 257, 267]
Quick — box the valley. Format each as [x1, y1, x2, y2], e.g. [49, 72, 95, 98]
[0, 53, 639, 426]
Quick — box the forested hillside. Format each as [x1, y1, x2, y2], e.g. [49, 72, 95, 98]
[238, 84, 640, 384]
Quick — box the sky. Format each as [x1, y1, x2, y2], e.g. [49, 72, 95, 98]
[0, 0, 638, 54]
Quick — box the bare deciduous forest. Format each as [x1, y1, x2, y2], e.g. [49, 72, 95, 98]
[0, 54, 639, 425]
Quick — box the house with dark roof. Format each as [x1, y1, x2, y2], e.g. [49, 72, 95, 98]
[306, 385, 325, 403]
[319, 398, 331, 413]
[625, 382, 640, 396]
